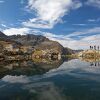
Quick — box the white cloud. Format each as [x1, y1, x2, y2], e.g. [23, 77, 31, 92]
[23, 0, 82, 29]
[86, 0, 100, 9]
[2, 75, 30, 83]
[1, 24, 7, 28]
[22, 18, 53, 29]
[67, 27, 100, 37]
[3, 27, 31, 36]
[43, 27, 100, 50]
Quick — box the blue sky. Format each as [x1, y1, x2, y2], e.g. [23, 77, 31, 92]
[0, 0, 100, 49]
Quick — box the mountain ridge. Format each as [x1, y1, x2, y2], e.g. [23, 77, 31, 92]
[0, 31, 75, 55]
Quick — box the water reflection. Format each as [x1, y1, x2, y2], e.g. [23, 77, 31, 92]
[0, 59, 63, 79]
[0, 58, 100, 100]
[90, 62, 100, 67]
[0, 80, 66, 100]
[80, 57, 100, 67]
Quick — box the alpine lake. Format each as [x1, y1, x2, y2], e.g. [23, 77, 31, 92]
[0, 57, 100, 100]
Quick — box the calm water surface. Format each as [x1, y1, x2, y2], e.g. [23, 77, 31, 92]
[0, 59, 100, 100]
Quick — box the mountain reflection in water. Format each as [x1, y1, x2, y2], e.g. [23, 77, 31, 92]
[0, 59, 63, 78]
[0, 58, 100, 100]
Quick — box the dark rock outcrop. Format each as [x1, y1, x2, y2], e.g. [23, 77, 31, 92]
[0, 31, 6, 37]
[0, 31, 8, 40]
[9, 34, 49, 46]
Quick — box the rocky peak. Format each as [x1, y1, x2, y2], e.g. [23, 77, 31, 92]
[0, 31, 7, 38]
[9, 34, 49, 46]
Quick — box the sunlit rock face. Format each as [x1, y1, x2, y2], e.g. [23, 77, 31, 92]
[35, 41, 64, 53]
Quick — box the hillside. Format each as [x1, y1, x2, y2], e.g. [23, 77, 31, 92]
[0, 31, 74, 55]
[35, 40, 64, 54]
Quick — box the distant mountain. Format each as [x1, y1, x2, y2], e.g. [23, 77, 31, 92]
[73, 50, 83, 53]
[0, 31, 75, 55]
[63, 47, 75, 55]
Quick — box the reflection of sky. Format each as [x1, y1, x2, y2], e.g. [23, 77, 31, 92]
[0, 76, 66, 100]
[46, 59, 100, 80]
[0, 59, 100, 100]
[1, 59, 100, 84]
